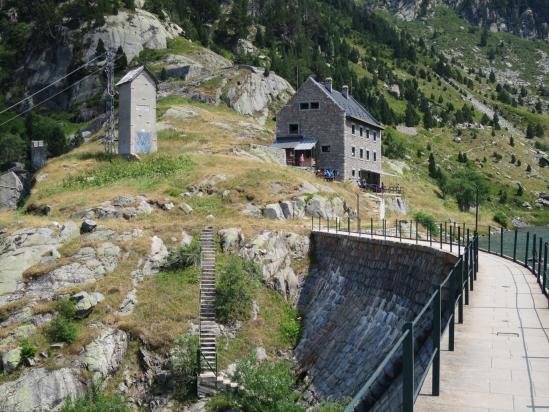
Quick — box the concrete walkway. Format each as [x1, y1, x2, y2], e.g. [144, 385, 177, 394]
[416, 251, 549, 412]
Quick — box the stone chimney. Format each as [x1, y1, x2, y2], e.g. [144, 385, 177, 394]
[342, 85, 349, 98]
[325, 77, 333, 92]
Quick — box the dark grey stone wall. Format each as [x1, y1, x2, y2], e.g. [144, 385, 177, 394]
[295, 233, 457, 411]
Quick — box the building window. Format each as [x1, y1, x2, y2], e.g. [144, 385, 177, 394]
[289, 123, 299, 134]
[373, 131, 377, 141]
[311, 102, 320, 109]
[373, 151, 377, 161]
[321, 145, 331, 153]
[366, 150, 370, 160]
[359, 148, 364, 159]
[300, 102, 310, 110]
[366, 130, 370, 139]
[352, 124, 356, 134]
[351, 146, 356, 157]
[352, 169, 356, 177]
[360, 127, 363, 137]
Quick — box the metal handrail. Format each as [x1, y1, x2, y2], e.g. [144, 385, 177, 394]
[312, 217, 479, 412]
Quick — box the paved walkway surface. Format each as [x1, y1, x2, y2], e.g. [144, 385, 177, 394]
[416, 251, 549, 412]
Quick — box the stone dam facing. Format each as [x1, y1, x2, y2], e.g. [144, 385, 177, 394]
[295, 232, 457, 411]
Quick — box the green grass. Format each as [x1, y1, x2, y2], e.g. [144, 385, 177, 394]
[61, 155, 195, 190]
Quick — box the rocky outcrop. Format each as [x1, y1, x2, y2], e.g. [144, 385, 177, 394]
[71, 195, 161, 221]
[83, 328, 128, 381]
[259, 194, 350, 221]
[70, 291, 105, 319]
[219, 228, 245, 253]
[240, 231, 309, 301]
[0, 367, 86, 412]
[0, 171, 26, 210]
[0, 222, 78, 296]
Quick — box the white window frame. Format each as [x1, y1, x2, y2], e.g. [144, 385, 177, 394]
[373, 151, 377, 161]
[366, 130, 370, 139]
[351, 146, 356, 157]
[310, 102, 320, 110]
[352, 168, 356, 177]
[359, 148, 364, 159]
[360, 127, 363, 137]
[366, 150, 370, 161]
[300, 102, 310, 110]
[289, 123, 299, 134]
[352, 124, 356, 134]
[373, 131, 377, 141]
[321, 145, 331, 153]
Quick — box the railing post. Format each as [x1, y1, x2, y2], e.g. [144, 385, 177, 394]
[488, 226, 491, 253]
[403, 322, 414, 412]
[383, 219, 386, 239]
[371, 217, 373, 238]
[311, 215, 314, 231]
[458, 226, 461, 257]
[542, 242, 547, 294]
[348, 216, 350, 234]
[440, 224, 443, 249]
[538, 238, 543, 283]
[410, 220, 412, 240]
[513, 229, 518, 262]
[432, 286, 441, 396]
[500, 227, 504, 257]
[469, 243, 474, 291]
[415, 220, 418, 244]
[525, 232, 530, 268]
[533, 234, 537, 273]
[196, 349, 201, 375]
[318, 215, 321, 231]
[395, 219, 398, 238]
[327, 217, 330, 232]
[399, 221, 402, 242]
[475, 234, 479, 278]
[450, 225, 453, 252]
[449, 268, 455, 351]
[444, 222, 447, 243]
[458, 259, 464, 324]
[464, 247, 469, 305]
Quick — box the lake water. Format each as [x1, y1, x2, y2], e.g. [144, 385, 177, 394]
[478, 226, 549, 265]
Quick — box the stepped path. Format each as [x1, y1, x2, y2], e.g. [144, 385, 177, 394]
[197, 226, 218, 397]
[314, 229, 549, 410]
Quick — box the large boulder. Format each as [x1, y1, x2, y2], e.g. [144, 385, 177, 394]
[0, 171, 26, 210]
[0, 367, 85, 412]
[240, 231, 309, 301]
[70, 291, 104, 319]
[262, 203, 284, 220]
[219, 228, 244, 253]
[1, 347, 21, 373]
[0, 222, 78, 297]
[84, 328, 128, 381]
[141, 236, 169, 276]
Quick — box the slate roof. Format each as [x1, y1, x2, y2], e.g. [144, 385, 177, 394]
[116, 66, 158, 87]
[309, 77, 383, 129]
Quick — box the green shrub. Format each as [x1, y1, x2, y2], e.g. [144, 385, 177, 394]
[314, 400, 350, 412]
[414, 211, 439, 235]
[46, 317, 78, 343]
[19, 338, 37, 362]
[167, 238, 201, 270]
[493, 211, 508, 228]
[56, 299, 77, 320]
[207, 395, 239, 412]
[60, 386, 129, 412]
[216, 256, 255, 324]
[171, 333, 199, 400]
[279, 305, 301, 348]
[230, 357, 304, 412]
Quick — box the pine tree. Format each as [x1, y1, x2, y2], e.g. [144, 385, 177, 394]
[526, 123, 535, 139]
[535, 123, 544, 137]
[479, 27, 489, 47]
[95, 39, 106, 57]
[405, 102, 419, 127]
[428, 153, 438, 178]
[509, 136, 514, 146]
[423, 107, 436, 129]
[516, 184, 524, 196]
[489, 70, 496, 83]
[526, 164, 532, 172]
[115, 46, 127, 73]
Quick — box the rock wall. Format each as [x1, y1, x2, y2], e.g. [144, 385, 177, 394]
[296, 233, 457, 410]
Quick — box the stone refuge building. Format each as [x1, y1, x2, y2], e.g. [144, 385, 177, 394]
[116, 66, 158, 155]
[274, 76, 384, 184]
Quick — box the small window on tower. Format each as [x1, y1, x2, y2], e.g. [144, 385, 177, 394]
[311, 102, 320, 109]
[373, 131, 377, 141]
[374, 151, 377, 161]
[351, 146, 356, 157]
[352, 124, 356, 134]
[359, 148, 364, 159]
[360, 127, 363, 137]
[321, 145, 331, 153]
[366, 130, 370, 139]
[366, 150, 370, 160]
[300, 102, 310, 110]
[352, 169, 356, 177]
[289, 123, 299, 134]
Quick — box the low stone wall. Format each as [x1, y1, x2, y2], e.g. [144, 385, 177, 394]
[295, 233, 457, 411]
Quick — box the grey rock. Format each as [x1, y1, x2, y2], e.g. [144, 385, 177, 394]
[241, 203, 262, 218]
[70, 291, 101, 319]
[280, 200, 295, 219]
[81, 219, 97, 234]
[179, 203, 193, 214]
[180, 231, 194, 247]
[219, 228, 244, 253]
[255, 347, 268, 362]
[0, 171, 26, 210]
[0, 367, 85, 412]
[262, 203, 284, 220]
[141, 236, 169, 276]
[84, 328, 128, 380]
[1, 347, 21, 373]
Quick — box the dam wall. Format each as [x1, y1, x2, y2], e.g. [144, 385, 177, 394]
[295, 232, 457, 410]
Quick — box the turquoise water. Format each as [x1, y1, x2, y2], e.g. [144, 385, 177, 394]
[478, 226, 549, 265]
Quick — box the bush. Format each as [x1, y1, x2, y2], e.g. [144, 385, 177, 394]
[314, 401, 349, 412]
[171, 334, 199, 400]
[230, 357, 304, 412]
[382, 132, 407, 159]
[167, 238, 201, 270]
[414, 211, 438, 235]
[216, 256, 256, 323]
[60, 386, 129, 412]
[56, 299, 77, 320]
[46, 317, 78, 343]
[279, 305, 301, 347]
[493, 211, 508, 228]
[0, 133, 27, 168]
[19, 338, 37, 362]
[207, 395, 238, 412]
